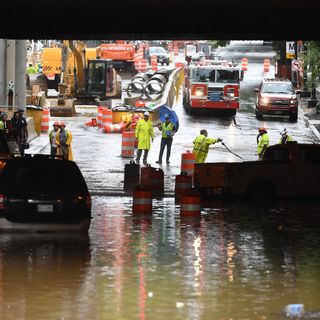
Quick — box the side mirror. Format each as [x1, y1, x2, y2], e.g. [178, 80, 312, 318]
[254, 88, 259, 93]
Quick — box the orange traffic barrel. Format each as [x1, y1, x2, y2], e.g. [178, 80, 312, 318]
[175, 172, 192, 200]
[140, 59, 147, 72]
[241, 57, 248, 71]
[104, 122, 126, 133]
[141, 164, 153, 186]
[180, 188, 201, 217]
[121, 131, 135, 158]
[181, 150, 195, 179]
[97, 106, 103, 127]
[85, 118, 97, 127]
[41, 108, 49, 133]
[175, 62, 185, 68]
[263, 59, 270, 73]
[133, 185, 152, 214]
[102, 108, 112, 126]
[174, 46, 178, 56]
[151, 55, 158, 71]
[124, 160, 140, 192]
[150, 168, 164, 198]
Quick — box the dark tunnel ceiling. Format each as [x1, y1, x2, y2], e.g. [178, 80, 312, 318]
[1, 0, 320, 40]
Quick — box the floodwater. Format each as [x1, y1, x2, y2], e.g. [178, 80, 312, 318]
[0, 197, 319, 320]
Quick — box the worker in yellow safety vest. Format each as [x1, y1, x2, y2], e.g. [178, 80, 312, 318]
[26, 63, 36, 75]
[56, 122, 73, 160]
[279, 129, 294, 144]
[257, 127, 269, 160]
[192, 129, 222, 163]
[135, 111, 154, 165]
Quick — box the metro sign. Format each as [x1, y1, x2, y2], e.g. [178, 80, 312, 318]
[286, 42, 295, 59]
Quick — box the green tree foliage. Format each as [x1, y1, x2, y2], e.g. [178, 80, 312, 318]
[207, 40, 230, 49]
[304, 41, 320, 87]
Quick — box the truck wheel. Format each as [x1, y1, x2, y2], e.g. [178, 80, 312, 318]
[255, 109, 263, 120]
[226, 110, 236, 117]
[289, 114, 298, 122]
[246, 180, 276, 205]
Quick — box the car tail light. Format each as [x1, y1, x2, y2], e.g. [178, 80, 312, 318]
[86, 195, 91, 209]
[0, 194, 4, 210]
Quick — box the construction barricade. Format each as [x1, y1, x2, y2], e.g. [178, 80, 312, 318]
[133, 185, 152, 214]
[181, 150, 195, 181]
[85, 118, 98, 127]
[141, 165, 164, 198]
[40, 108, 49, 133]
[180, 188, 201, 217]
[102, 108, 112, 127]
[241, 57, 248, 71]
[104, 122, 126, 133]
[151, 55, 158, 71]
[175, 172, 192, 201]
[124, 160, 140, 192]
[121, 131, 135, 158]
[263, 59, 270, 73]
[97, 106, 103, 127]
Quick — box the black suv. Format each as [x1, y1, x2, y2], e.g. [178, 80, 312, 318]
[0, 156, 91, 232]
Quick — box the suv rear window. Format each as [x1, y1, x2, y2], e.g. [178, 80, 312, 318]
[0, 159, 88, 196]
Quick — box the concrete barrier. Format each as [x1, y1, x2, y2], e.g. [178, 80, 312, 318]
[27, 117, 39, 142]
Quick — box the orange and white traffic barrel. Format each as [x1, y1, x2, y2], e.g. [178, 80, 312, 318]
[150, 168, 164, 198]
[181, 150, 195, 180]
[140, 59, 147, 72]
[133, 185, 152, 214]
[175, 172, 192, 200]
[174, 46, 178, 56]
[151, 55, 158, 71]
[140, 164, 153, 186]
[180, 188, 201, 217]
[121, 131, 135, 158]
[102, 108, 112, 127]
[263, 59, 270, 73]
[97, 106, 103, 127]
[41, 108, 49, 133]
[104, 121, 126, 133]
[241, 57, 248, 71]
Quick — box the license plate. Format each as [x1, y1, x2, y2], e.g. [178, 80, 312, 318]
[37, 204, 54, 212]
[274, 111, 283, 115]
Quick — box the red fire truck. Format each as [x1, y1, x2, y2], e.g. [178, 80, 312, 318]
[183, 60, 243, 116]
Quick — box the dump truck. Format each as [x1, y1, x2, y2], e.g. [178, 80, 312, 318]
[194, 143, 320, 202]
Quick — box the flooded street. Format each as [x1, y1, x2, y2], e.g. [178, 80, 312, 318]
[1, 41, 320, 319]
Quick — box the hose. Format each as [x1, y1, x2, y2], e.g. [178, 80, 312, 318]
[221, 141, 243, 159]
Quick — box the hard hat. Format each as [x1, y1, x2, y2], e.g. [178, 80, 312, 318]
[144, 111, 150, 116]
[259, 127, 267, 133]
[53, 121, 60, 126]
[59, 122, 66, 127]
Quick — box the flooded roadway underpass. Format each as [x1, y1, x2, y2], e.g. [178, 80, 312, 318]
[1, 197, 320, 319]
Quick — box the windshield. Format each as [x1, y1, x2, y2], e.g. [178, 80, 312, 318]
[190, 68, 215, 82]
[216, 70, 239, 83]
[87, 61, 106, 94]
[149, 47, 166, 55]
[262, 82, 294, 94]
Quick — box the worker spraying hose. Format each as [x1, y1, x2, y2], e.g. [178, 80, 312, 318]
[220, 140, 243, 159]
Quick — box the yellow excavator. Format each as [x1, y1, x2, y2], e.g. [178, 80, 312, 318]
[42, 40, 122, 105]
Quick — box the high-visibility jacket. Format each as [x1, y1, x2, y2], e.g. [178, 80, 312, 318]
[192, 134, 218, 163]
[56, 129, 73, 160]
[0, 120, 5, 130]
[135, 119, 154, 150]
[257, 133, 269, 156]
[279, 134, 293, 144]
[160, 121, 175, 138]
[26, 66, 36, 75]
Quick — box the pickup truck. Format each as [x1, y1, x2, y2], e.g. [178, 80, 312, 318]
[194, 143, 320, 202]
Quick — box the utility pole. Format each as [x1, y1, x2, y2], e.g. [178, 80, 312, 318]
[0, 39, 6, 105]
[15, 40, 27, 109]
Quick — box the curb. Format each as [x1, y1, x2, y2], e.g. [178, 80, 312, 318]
[299, 106, 320, 141]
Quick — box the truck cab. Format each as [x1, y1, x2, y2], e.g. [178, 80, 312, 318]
[194, 143, 320, 202]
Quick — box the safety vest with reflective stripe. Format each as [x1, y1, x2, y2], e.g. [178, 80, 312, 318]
[160, 121, 174, 138]
[192, 134, 218, 164]
[257, 133, 269, 156]
[278, 134, 293, 144]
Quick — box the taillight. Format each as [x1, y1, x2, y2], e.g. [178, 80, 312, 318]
[86, 195, 91, 209]
[0, 194, 4, 210]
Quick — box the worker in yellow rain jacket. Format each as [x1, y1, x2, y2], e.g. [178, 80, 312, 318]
[279, 129, 294, 144]
[257, 127, 269, 160]
[192, 129, 222, 163]
[135, 111, 154, 165]
[56, 122, 73, 160]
